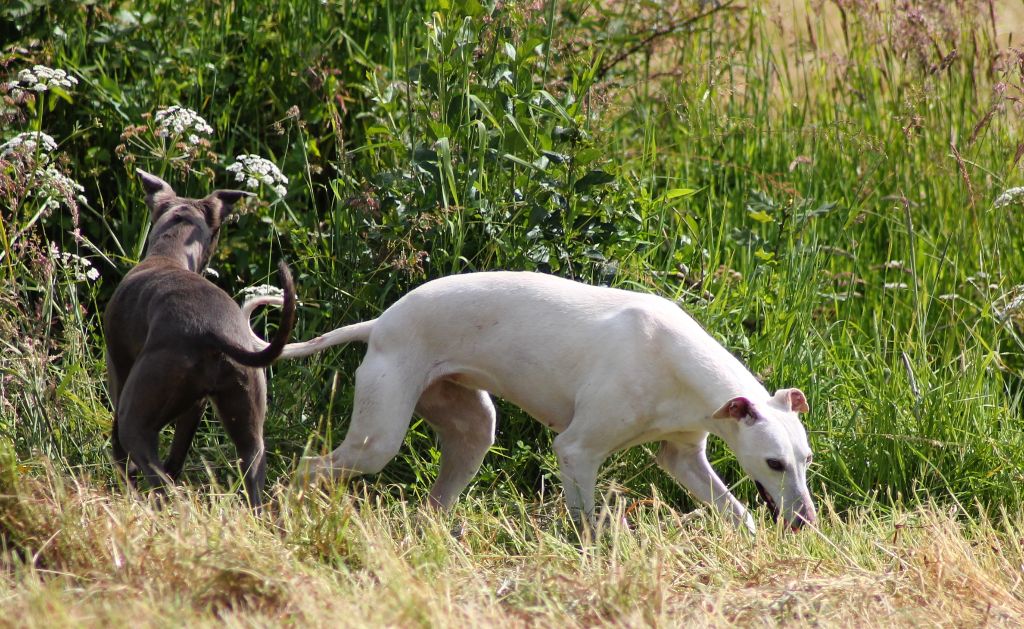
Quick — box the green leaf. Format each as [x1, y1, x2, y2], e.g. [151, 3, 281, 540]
[574, 148, 603, 166]
[754, 248, 776, 261]
[456, 0, 485, 17]
[306, 137, 320, 158]
[748, 209, 774, 223]
[665, 187, 698, 200]
[504, 41, 516, 61]
[574, 170, 616, 192]
[503, 153, 544, 172]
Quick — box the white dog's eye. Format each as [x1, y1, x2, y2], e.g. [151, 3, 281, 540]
[806, 454, 813, 465]
[765, 458, 786, 472]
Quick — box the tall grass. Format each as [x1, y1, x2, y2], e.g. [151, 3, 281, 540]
[2, 0, 1023, 526]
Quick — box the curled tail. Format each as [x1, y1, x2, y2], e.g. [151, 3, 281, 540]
[242, 289, 374, 360]
[216, 260, 297, 367]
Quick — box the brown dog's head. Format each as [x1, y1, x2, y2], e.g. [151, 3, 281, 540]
[137, 169, 252, 272]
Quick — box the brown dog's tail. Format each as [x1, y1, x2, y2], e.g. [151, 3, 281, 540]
[216, 260, 297, 367]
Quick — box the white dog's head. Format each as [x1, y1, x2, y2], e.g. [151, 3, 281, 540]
[713, 389, 816, 530]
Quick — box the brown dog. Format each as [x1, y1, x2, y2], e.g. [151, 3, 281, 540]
[103, 169, 296, 508]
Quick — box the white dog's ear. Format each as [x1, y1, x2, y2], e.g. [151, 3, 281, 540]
[773, 388, 809, 414]
[712, 396, 758, 424]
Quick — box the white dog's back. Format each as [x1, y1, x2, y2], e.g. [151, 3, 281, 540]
[366, 272, 766, 429]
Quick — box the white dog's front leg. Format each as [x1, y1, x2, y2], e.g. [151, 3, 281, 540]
[553, 431, 607, 528]
[657, 439, 756, 533]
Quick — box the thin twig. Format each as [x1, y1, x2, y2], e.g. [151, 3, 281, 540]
[594, 1, 740, 82]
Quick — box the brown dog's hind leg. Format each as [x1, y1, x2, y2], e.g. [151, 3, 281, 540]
[110, 412, 138, 485]
[107, 352, 136, 481]
[416, 380, 496, 509]
[211, 371, 267, 510]
[163, 401, 206, 480]
[116, 409, 171, 494]
[115, 352, 200, 495]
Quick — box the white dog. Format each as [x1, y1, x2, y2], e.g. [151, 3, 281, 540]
[245, 271, 816, 531]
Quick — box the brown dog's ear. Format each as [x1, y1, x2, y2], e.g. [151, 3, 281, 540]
[137, 169, 171, 195]
[712, 396, 758, 423]
[773, 388, 810, 414]
[212, 189, 254, 207]
[202, 189, 254, 227]
[136, 169, 176, 217]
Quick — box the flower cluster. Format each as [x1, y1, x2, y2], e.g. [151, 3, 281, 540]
[7, 65, 79, 97]
[30, 165, 87, 211]
[226, 154, 289, 197]
[153, 106, 214, 145]
[117, 107, 216, 171]
[240, 284, 284, 299]
[0, 131, 58, 159]
[993, 187, 1024, 209]
[995, 285, 1024, 322]
[1, 131, 86, 213]
[49, 243, 99, 282]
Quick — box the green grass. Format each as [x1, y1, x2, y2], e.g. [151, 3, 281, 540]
[2, 0, 1024, 623]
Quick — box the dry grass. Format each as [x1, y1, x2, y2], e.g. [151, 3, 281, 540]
[3, 456, 1024, 627]
[770, 0, 1024, 48]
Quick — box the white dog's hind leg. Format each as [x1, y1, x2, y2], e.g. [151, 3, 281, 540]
[416, 380, 496, 508]
[306, 353, 423, 484]
[656, 439, 756, 532]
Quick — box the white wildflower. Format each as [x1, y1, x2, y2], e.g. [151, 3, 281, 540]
[10, 65, 79, 94]
[993, 187, 1024, 209]
[1, 131, 58, 159]
[240, 284, 284, 299]
[1, 132, 84, 213]
[228, 154, 288, 197]
[153, 106, 214, 142]
[966, 272, 993, 288]
[881, 260, 904, 270]
[28, 165, 87, 210]
[49, 243, 98, 282]
[994, 285, 1024, 321]
[883, 282, 908, 290]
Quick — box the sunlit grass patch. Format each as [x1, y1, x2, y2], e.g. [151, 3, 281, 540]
[3, 457, 1024, 626]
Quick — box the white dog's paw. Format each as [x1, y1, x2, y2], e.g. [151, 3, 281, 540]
[741, 512, 757, 535]
[294, 455, 332, 487]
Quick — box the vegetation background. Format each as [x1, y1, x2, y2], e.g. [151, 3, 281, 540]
[2, 0, 1024, 625]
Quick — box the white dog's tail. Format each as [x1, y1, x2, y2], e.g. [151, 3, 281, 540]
[242, 295, 375, 359]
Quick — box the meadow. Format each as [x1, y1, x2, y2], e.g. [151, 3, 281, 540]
[2, 0, 1024, 625]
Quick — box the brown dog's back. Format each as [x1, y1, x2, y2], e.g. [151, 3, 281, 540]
[105, 259, 295, 378]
